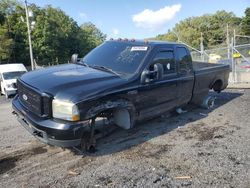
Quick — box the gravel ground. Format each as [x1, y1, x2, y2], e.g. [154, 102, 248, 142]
[0, 89, 250, 188]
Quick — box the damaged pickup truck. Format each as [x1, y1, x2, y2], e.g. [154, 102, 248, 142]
[12, 40, 230, 151]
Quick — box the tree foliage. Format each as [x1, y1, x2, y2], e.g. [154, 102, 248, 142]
[0, 25, 13, 62]
[32, 6, 80, 65]
[241, 8, 250, 36]
[0, 0, 17, 63]
[0, 1, 106, 66]
[155, 10, 244, 49]
[79, 22, 106, 55]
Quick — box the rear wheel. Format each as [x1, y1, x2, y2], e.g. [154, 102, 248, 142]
[212, 80, 223, 93]
[201, 95, 215, 109]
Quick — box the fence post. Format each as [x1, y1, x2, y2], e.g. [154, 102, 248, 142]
[231, 37, 236, 83]
[227, 24, 230, 60]
[200, 33, 204, 62]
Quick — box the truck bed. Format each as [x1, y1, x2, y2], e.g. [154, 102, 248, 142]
[193, 61, 229, 73]
[191, 61, 230, 105]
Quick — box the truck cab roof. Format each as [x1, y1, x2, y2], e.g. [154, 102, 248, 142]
[107, 39, 186, 48]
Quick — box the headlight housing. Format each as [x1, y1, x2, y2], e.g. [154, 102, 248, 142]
[52, 99, 80, 121]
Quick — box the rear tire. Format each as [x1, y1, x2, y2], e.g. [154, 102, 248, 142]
[201, 96, 215, 109]
[213, 80, 223, 93]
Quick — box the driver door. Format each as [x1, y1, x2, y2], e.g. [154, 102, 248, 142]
[137, 49, 179, 119]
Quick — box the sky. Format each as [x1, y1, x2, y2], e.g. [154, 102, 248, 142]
[28, 0, 249, 39]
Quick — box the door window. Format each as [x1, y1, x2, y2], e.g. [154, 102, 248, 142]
[177, 47, 192, 73]
[152, 51, 176, 74]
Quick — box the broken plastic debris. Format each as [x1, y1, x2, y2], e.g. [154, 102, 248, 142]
[68, 170, 80, 176]
[175, 176, 192, 179]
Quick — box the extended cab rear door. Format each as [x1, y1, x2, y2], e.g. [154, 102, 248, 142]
[175, 46, 195, 106]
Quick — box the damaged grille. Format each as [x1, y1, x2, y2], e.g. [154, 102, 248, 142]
[17, 80, 52, 117]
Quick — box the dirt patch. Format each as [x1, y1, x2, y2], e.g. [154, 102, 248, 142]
[0, 145, 47, 175]
[177, 123, 223, 141]
[66, 155, 96, 172]
[97, 176, 114, 186]
[193, 126, 222, 141]
[121, 142, 173, 160]
[0, 156, 18, 175]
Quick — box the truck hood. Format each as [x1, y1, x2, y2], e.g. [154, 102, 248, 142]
[20, 64, 126, 102]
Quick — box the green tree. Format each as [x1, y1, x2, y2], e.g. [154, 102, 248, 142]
[0, 1, 106, 66]
[32, 6, 80, 65]
[0, 0, 29, 64]
[155, 11, 241, 49]
[241, 7, 250, 36]
[7, 4, 29, 64]
[0, 0, 17, 63]
[0, 25, 13, 63]
[79, 22, 106, 55]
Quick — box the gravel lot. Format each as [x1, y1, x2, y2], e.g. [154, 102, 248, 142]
[0, 89, 250, 188]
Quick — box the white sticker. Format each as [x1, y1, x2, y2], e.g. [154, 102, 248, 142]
[167, 63, 171, 70]
[131, 46, 148, 51]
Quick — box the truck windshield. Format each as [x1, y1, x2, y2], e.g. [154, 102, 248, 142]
[2, 71, 26, 80]
[81, 41, 149, 77]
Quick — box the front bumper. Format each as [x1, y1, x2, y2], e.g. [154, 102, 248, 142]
[12, 96, 89, 147]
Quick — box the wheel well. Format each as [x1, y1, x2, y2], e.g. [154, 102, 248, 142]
[212, 80, 223, 92]
[89, 107, 133, 130]
[85, 99, 136, 129]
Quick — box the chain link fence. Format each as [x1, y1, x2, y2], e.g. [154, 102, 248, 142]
[187, 36, 250, 83]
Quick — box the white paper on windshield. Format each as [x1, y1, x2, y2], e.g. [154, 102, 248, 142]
[131, 46, 148, 51]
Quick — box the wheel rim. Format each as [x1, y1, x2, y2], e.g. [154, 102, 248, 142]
[207, 98, 215, 109]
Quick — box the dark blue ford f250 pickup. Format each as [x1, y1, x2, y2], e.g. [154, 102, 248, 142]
[12, 40, 230, 151]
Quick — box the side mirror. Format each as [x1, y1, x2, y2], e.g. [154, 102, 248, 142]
[70, 54, 79, 64]
[141, 63, 163, 83]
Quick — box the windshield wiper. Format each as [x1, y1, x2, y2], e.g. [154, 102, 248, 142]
[91, 65, 121, 77]
[76, 60, 89, 67]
